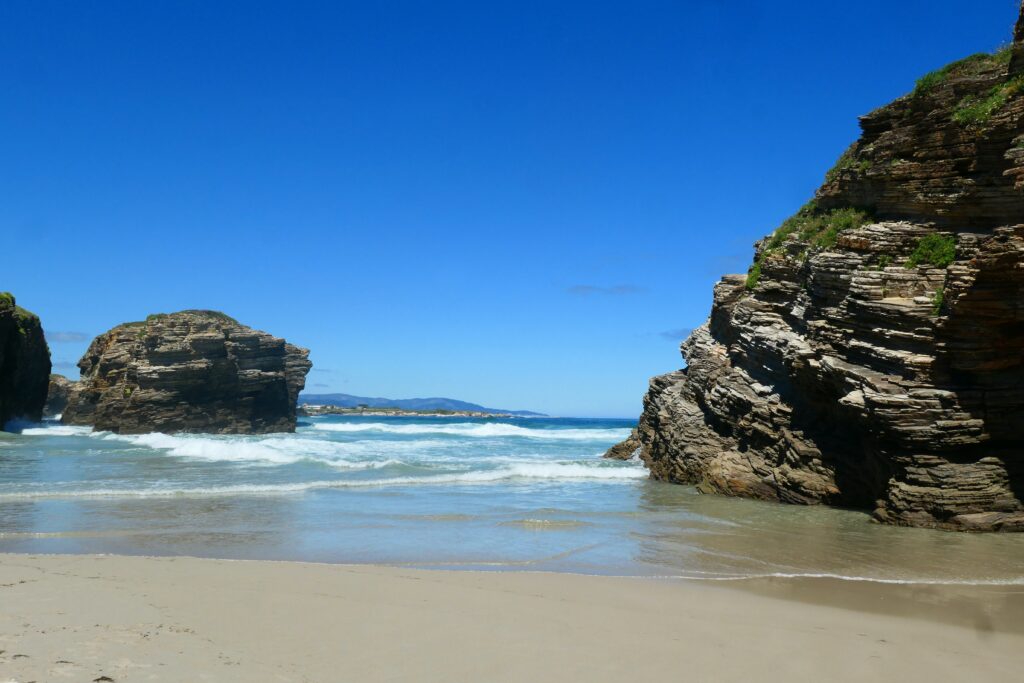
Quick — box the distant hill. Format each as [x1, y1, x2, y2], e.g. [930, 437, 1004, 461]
[299, 393, 546, 417]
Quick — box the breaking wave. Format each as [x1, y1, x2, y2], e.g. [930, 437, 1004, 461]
[19, 424, 93, 437]
[100, 431, 409, 468]
[0, 461, 647, 500]
[311, 421, 629, 440]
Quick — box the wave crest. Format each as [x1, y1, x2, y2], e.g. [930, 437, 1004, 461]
[0, 462, 647, 501]
[311, 421, 629, 440]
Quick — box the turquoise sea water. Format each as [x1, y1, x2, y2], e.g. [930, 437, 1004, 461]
[1, 415, 1023, 583]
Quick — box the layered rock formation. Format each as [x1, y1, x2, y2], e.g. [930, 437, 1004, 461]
[613, 7, 1024, 531]
[602, 428, 641, 461]
[1013, 3, 1024, 75]
[63, 310, 311, 434]
[43, 374, 74, 417]
[0, 293, 51, 427]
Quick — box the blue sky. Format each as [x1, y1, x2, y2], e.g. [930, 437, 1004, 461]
[3, 1, 1018, 416]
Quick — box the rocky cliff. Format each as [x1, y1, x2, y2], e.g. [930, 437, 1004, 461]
[614, 6, 1024, 531]
[43, 374, 74, 417]
[63, 310, 312, 434]
[0, 293, 52, 428]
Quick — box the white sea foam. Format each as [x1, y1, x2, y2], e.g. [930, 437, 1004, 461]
[18, 424, 93, 437]
[671, 572, 1024, 587]
[0, 461, 647, 501]
[311, 421, 629, 441]
[97, 432, 410, 469]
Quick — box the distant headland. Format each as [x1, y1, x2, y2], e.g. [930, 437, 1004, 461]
[299, 393, 546, 417]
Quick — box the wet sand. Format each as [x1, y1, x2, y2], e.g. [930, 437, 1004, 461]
[0, 553, 1021, 682]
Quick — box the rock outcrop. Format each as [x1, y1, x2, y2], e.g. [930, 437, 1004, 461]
[0, 293, 51, 428]
[43, 374, 74, 417]
[1012, 1, 1024, 75]
[63, 310, 312, 434]
[612, 7, 1024, 531]
[603, 428, 641, 460]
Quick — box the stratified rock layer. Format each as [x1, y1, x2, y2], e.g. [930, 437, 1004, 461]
[602, 428, 641, 461]
[615, 9, 1024, 531]
[43, 374, 73, 417]
[63, 310, 311, 434]
[0, 293, 51, 427]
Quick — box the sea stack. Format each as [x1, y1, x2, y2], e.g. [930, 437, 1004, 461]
[0, 293, 51, 428]
[62, 310, 312, 434]
[611, 6, 1024, 531]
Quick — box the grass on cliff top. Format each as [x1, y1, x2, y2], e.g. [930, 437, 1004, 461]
[143, 310, 239, 324]
[824, 148, 873, 184]
[906, 234, 956, 269]
[14, 306, 38, 324]
[913, 46, 1012, 97]
[766, 202, 871, 251]
[952, 74, 1024, 126]
[745, 203, 872, 289]
[1, 292, 40, 324]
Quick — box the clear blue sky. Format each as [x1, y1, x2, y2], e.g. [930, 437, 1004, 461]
[3, 1, 1019, 417]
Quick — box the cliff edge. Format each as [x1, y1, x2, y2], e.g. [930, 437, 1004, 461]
[0, 293, 51, 428]
[615, 5, 1024, 531]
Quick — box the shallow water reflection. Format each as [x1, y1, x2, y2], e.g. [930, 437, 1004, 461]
[1, 417, 1023, 584]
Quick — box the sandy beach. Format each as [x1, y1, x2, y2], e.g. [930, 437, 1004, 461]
[0, 554, 1021, 682]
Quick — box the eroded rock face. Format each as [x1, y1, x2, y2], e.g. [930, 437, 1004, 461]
[612, 9, 1024, 531]
[43, 374, 74, 417]
[63, 310, 312, 434]
[1012, 1, 1024, 75]
[602, 428, 641, 460]
[0, 293, 51, 428]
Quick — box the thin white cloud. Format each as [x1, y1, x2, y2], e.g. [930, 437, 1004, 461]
[659, 328, 693, 341]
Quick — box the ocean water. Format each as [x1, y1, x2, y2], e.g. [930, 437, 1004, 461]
[1, 415, 1023, 584]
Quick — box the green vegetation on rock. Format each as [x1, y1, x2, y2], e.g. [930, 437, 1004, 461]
[806, 207, 872, 249]
[186, 310, 239, 323]
[931, 286, 946, 316]
[746, 204, 872, 290]
[824, 149, 873, 184]
[906, 234, 956, 269]
[872, 254, 892, 271]
[142, 310, 239, 325]
[913, 47, 1011, 97]
[825, 149, 855, 183]
[745, 255, 764, 290]
[14, 306, 39, 324]
[767, 203, 871, 252]
[952, 75, 1024, 126]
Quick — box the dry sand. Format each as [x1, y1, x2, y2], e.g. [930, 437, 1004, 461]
[0, 553, 1021, 682]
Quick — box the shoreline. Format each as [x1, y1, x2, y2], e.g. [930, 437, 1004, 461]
[4, 547, 1023, 588]
[1, 553, 1022, 682]
[297, 406, 552, 418]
